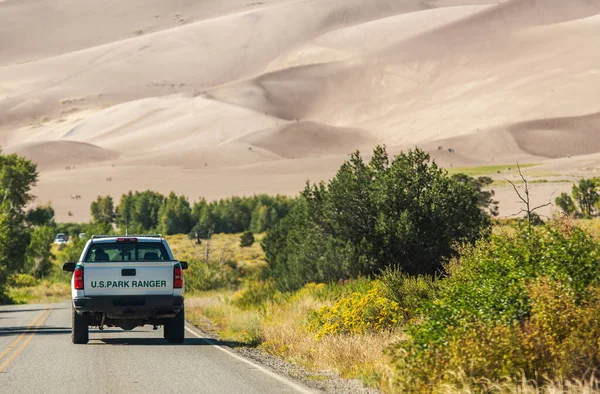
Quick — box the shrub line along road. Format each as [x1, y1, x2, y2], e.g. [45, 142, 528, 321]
[0, 302, 315, 394]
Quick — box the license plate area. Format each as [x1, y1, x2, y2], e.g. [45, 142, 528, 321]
[113, 298, 145, 307]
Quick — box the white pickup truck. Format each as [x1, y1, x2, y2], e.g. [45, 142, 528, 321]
[63, 235, 188, 344]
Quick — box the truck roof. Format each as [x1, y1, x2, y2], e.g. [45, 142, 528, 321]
[91, 235, 165, 243]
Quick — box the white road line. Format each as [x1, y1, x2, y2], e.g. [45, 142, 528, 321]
[185, 325, 316, 394]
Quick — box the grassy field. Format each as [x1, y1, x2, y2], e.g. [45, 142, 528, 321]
[167, 233, 266, 276]
[7, 280, 70, 304]
[490, 178, 573, 187]
[5, 244, 72, 304]
[447, 163, 540, 177]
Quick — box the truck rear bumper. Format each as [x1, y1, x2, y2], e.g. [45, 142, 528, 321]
[73, 295, 184, 318]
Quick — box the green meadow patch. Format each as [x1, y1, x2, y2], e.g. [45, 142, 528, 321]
[448, 163, 539, 176]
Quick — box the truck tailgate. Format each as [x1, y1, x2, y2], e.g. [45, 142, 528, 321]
[83, 262, 174, 296]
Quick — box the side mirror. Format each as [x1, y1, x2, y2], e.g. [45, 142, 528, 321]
[180, 261, 188, 270]
[63, 262, 76, 272]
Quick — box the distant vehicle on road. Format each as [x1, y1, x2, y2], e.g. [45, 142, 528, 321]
[53, 233, 68, 244]
[63, 235, 188, 344]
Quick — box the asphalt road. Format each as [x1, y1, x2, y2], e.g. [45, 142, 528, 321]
[0, 302, 315, 394]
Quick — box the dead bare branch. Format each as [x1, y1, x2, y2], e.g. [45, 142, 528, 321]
[504, 177, 528, 206]
[509, 208, 528, 217]
[505, 165, 554, 224]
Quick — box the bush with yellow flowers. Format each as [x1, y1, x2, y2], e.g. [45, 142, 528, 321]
[307, 286, 402, 339]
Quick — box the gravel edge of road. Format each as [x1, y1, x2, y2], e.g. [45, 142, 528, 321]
[187, 315, 380, 394]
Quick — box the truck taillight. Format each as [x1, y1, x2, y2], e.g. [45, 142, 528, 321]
[116, 237, 138, 243]
[74, 267, 84, 290]
[174, 266, 183, 288]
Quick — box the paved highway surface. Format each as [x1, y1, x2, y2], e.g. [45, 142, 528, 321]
[0, 302, 315, 394]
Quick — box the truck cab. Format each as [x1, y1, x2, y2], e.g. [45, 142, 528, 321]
[63, 235, 188, 344]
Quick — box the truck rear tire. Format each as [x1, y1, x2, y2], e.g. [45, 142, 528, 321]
[72, 307, 89, 344]
[163, 321, 169, 339]
[165, 308, 185, 344]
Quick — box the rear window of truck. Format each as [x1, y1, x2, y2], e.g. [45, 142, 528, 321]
[84, 242, 169, 262]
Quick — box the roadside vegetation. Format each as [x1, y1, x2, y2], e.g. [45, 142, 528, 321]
[178, 219, 600, 393]
[3, 147, 600, 392]
[178, 148, 600, 392]
[0, 150, 71, 303]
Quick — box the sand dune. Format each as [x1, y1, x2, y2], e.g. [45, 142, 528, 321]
[419, 110, 600, 164]
[0, 0, 289, 66]
[3, 140, 120, 171]
[0, 0, 429, 126]
[265, 4, 494, 71]
[508, 112, 600, 158]
[1, 0, 599, 221]
[385, 0, 600, 58]
[240, 121, 372, 159]
[207, 0, 600, 146]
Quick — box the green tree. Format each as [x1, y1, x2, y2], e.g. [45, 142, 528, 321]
[0, 151, 38, 211]
[134, 191, 165, 231]
[240, 231, 255, 247]
[451, 174, 499, 216]
[159, 192, 192, 235]
[189, 195, 295, 236]
[262, 147, 491, 291]
[25, 204, 55, 227]
[250, 204, 269, 233]
[115, 190, 165, 233]
[555, 192, 578, 216]
[571, 179, 598, 218]
[262, 200, 326, 290]
[0, 208, 11, 301]
[25, 225, 54, 277]
[90, 196, 115, 224]
[0, 152, 37, 279]
[115, 191, 134, 231]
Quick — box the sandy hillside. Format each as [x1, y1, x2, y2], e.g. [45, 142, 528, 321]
[1, 0, 599, 222]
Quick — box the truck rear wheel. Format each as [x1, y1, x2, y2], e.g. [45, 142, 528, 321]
[163, 321, 169, 339]
[165, 308, 185, 344]
[72, 307, 89, 344]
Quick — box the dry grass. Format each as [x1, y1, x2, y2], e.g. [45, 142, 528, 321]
[185, 276, 600, 393]
[262, 290, 399, 389]
[186, 287, 398, 388]
[167, 233, 266, 274]
[493, 216, 600, 238]
[186, 291, 263, 345]
[574, 219, 600, 239]
[7, 281, 70, 304]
